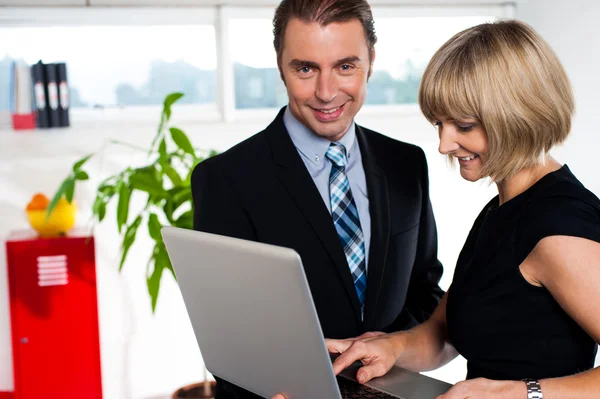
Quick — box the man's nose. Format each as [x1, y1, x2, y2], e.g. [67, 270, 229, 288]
[315, 71, 338, 103]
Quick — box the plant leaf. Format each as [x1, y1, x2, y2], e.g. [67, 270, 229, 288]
[163, 92, 184, 120]
[129, 167, 166, 198]
[149, 114, 165, 157]
[147, 194, 165, 208]
[64, 178, 76, 203]
[174, 210, 194, 230]
[186, 163, 198, 186]
[92, 195, 103, 215]
[75, 170, 89, 181]
[92, 194, 108, 223]
[158, 138, 167, 166]
[47, 177, 73, 218]
[163, 200, 175, 225]
[98, 183, 116, 197]
[170, 127, 195, 158]
[98, 202, 106, 222]
[173, 187, 192, 204]
[163, 164, 183, 187]
[167, 187, 192, 212]
[147, 243, 173, 313]
[117, 181, 131, 233]
[119, 215, 143, 271]
[157, 242, 175, 278]
[147, 258, 162, 313]
[147, 213, 162, 242]
[73, 153, 93, 172]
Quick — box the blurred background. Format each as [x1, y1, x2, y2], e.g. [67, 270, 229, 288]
[0, 0, 598, 398]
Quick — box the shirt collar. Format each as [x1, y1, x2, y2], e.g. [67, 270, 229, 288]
[283, 105, 357, 166]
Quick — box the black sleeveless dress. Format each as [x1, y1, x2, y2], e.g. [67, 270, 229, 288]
[446, 165, 600, 380]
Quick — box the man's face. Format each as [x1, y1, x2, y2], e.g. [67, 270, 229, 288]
[279, 18, 373, 142]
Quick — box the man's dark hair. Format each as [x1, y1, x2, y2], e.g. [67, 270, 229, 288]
[273, 0, 377, 67]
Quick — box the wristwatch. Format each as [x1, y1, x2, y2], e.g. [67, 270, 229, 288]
[522, 379, 543, 399]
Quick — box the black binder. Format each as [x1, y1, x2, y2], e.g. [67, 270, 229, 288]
[56, 63, 70, 127]
[31, 61, 49, 128]
[44, 63, 60, 128]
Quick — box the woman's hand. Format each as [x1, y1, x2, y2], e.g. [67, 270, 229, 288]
[436, 378, 525, 399]
[326, 331, 405, 384]
[269, 332, 393, 399]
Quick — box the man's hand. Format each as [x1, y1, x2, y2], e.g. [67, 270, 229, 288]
[436, 378, 525, 399]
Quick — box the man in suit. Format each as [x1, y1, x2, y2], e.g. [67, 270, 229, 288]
[191, 0, 444, 397]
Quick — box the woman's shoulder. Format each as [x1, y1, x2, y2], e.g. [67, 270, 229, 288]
[526, 165, 600, 213]
[515, 166, 600, 263]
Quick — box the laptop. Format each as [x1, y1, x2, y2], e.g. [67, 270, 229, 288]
[161, 226, 452, 399]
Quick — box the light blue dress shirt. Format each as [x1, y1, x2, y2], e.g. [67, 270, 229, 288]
[283, 106, 371, 269]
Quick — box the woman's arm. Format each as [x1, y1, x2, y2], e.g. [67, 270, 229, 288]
[328, 293, 459, 383]
[440, 235, 600, 399]
[521, 235, 600, 399]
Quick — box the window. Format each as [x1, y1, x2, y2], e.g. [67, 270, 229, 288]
[367, 15, 498, 105]
[226, 13, 503, 111]
[0, 56, 11, 111]
[229, 18, 287, 110]
[0, 25, 217, 110]
[0, 6, 512, 122]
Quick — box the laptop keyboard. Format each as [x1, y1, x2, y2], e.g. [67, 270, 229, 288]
[338, 377, 397, 398]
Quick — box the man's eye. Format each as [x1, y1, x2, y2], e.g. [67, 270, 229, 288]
[299, 67, 312, 73]
[340, 64, 352, 71]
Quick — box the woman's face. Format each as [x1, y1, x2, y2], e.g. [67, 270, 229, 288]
[435, 116, 488, 182]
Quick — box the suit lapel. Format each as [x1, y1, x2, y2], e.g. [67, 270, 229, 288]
[356, 126, 391, 331]
[266, 108, 363, 322]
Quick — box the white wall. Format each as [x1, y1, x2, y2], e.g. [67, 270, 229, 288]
[516, 0, 600, 197]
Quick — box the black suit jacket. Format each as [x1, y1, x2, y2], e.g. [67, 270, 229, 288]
[191, 107, 444, 398]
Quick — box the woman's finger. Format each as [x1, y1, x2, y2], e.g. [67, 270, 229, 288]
[325, 338, 354, 354]
[331, 341, 369, 375]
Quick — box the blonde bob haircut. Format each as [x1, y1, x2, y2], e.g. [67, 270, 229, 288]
[418, 19, 574, 182]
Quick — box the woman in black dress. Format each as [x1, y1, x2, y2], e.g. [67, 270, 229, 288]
[321, 19, 600, 399]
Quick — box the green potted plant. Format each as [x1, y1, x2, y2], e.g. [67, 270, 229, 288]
[47, 92, 218, 399]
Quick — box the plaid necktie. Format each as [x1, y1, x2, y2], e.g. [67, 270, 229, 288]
[326, 143, 367, 318]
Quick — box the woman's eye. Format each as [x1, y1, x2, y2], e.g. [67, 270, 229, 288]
[457, 124, 475, 132]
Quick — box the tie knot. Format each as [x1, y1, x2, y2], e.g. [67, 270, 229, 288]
[326, 143, 348, 168]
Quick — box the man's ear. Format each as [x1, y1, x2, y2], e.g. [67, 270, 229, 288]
[368, 47, 376, 81]
[277, 59, 287, 86]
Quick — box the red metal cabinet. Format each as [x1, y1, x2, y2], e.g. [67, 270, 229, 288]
[5, 229, 103, 399]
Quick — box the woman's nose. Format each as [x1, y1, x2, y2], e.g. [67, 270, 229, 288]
[438, 128, 460, 155]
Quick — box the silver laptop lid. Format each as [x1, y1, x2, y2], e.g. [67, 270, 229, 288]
[162, 226, 343, 399]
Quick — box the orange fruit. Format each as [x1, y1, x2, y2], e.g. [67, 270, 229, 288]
[26, 193, 50, 211]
